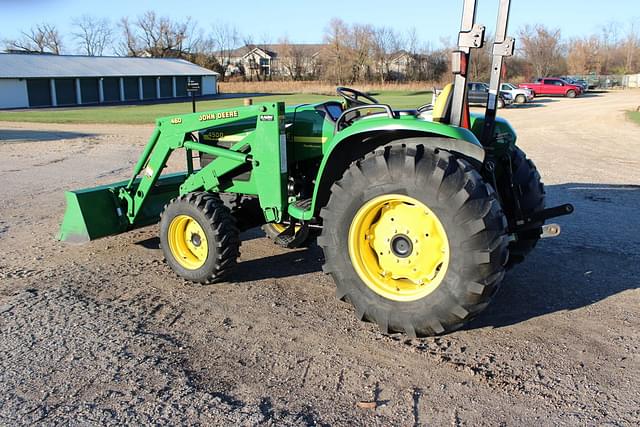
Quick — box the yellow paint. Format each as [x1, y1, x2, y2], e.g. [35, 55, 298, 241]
[219, 135, 245, 142]
[199, 110, 239, 122]
[168, 214, 209, 269]
[348, 194, 450, 302]
[267, 222, 301, 234]
[293, 136, 328, 144]
[432, 83, 453, 123]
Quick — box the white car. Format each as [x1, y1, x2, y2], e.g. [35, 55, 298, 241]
[500, 83, 534, 104]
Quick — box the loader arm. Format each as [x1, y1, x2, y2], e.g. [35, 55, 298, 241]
[58, 102, 287, 242]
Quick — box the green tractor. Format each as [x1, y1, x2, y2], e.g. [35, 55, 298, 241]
[58, 0, 572, 337]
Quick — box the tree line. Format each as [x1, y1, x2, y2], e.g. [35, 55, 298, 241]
[3, 12, 640, 83]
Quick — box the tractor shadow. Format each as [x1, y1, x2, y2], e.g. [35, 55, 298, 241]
[508, 103, 545, 109]
[233, 244, 323, 282]
[528, 98, 559, 104]
[232, 183, 640, 329]
[467, 183, 640, 331]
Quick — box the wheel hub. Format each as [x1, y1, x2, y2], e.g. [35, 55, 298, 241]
[390, 234, 412, 258]
[348, 194, 450, 302]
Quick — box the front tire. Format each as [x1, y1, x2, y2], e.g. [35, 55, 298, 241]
[515, 94, 526, 104]
[160, 192, 240, 283]
[319, 141, 508, 337]
[566, 89, 576, 98]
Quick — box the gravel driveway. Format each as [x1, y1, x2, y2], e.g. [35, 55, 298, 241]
[1, 90, 639, 425]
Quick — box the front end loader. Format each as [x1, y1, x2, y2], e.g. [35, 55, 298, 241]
[58, 0, 573, 337]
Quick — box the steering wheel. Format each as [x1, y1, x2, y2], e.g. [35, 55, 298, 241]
[336, 87, 379, 108]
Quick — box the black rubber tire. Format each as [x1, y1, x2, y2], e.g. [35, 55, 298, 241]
[497, 98, 506, 109]
[160, 192, 240, 283]
[219, 193, 264, 232]
[566, 89, 576, 98]
[497, 147, 546, 268]
[515, 94, 526, 104]
[318, 141, 508, 337]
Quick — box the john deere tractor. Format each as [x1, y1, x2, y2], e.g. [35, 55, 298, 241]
[58, 0, 572, 337]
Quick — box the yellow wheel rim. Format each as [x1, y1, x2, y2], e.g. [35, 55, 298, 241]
[348, 194, 450, 302]
[167, 214, 209, 270]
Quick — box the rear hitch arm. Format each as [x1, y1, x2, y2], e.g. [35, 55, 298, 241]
[510, 203, 574, 237]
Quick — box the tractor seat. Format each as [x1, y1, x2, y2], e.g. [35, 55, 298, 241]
[431, 83, 453, 124]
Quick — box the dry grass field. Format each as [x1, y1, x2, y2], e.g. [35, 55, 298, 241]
[218, 80, 442, 95]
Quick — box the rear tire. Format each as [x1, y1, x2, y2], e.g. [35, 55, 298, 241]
[160, 192, 240, 283]
[319, 141, 508, 337]
[497, 147, 546, 268]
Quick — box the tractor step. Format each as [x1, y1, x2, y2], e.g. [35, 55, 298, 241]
[288, 198, 313, 221]
[274, 221, 310, 248]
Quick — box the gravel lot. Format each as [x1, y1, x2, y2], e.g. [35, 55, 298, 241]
[1, 90, 639, 425]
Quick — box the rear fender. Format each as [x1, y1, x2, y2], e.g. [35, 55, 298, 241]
[303, 124, 485, 220]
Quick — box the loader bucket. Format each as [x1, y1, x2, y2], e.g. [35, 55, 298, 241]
[57, 172, 187, 243]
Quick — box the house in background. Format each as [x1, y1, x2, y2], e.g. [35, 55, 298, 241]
[222, 44, 324, 80]
[388, 50, 449, 82]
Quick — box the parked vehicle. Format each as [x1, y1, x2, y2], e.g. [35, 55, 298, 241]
[519, 78, 583, 98]
[561, 77, 588, 92]
[467, 82, 513, 108]
[500, 83, 534, 103]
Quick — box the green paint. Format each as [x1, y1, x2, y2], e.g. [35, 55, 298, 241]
[58, 173, 186, 242]
[58, 91, 519, 243]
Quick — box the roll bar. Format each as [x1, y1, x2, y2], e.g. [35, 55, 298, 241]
[449, 0, 515, 145]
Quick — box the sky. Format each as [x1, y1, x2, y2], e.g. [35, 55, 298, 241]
[2, 0, 639, 54]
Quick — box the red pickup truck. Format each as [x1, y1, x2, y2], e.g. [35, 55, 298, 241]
[518, 78, 582, 98]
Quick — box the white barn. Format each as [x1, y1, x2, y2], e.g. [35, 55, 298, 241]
[0, 53, 218, 109]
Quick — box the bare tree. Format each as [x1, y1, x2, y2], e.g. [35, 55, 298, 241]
[117, 11, 198, 58]
[71, 15, 112, 56]
[320, 18, 352, 84]
[211, 23, 241, 80]
[567, 36, 601, 74]
[349, 24, 374, 82]
[279, 36, 307, 80]
[5, 23, 63, 54]
[117, 17, 139, 56]
[518, 24, 566, 77]
[371, 26, 401, 83]
[622, 19, 640, 73]
[599, 21, 618, 74]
